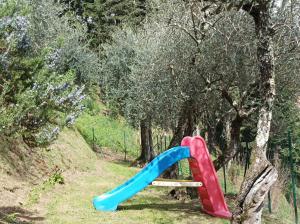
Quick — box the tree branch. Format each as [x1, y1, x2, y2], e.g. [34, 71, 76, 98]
[220, 88, 239, 112]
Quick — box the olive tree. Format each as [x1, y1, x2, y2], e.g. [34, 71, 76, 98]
[193, 0, 300, 223]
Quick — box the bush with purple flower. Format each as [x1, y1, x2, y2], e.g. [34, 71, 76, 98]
[0, 0, 101, 145]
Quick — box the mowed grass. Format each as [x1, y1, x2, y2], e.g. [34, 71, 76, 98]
[38, 159, 230, 224]
[29, 127, 293, 224]
[28, 139, 293, 224]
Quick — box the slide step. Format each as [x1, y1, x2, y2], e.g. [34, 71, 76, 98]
[151, 179, 202, 187]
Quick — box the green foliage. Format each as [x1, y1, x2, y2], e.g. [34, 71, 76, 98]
[0, 0, 30, 17]
[270, 88, 300, 175]
[83, 0, 148, 46]
[100, 28, 137, 119]
[1, 213, 18, 223]
[0, 0, 102, 145]
[99, 1, 258, 134]
[85, 97, 102, 115]
[101, 18, 196, 129]
[58, 0, 148, 47]
[30, 0, 101, 83]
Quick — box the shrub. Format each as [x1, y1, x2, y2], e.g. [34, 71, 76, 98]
[0, 0, 101, 145]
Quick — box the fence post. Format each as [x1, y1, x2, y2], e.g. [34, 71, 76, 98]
[156, 135, 159, 153]
[223, 164, 227, 194]
[268, 191, 272, 213]
[267, 147, 274, 213]
[178, 161, 182, 177]
[244, 141, 249, 177]
[164, 135, 167, 150]
[124, 131, 127, 161]
[288, 129, 298, 224]
[160, 135, 163, 153]
[92, 128, 95, 152]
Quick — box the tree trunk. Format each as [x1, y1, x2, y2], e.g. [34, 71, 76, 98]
[168, 110, 189, 149]
[137, 118, 155, 164]
[207, 125, 218, 154]
[163, 100, 196, 179]
[213, 115, 242, 171]
[232, 3, 278, 223]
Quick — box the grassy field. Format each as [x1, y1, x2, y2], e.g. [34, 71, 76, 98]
[26, 153, 295, 224]
[31, 159, 231, 224]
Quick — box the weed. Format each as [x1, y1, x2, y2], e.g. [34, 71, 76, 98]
[48, 169, 64, 185]
[27, 170, 65, 205]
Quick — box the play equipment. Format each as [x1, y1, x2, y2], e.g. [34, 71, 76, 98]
[93, 136, 232, 219]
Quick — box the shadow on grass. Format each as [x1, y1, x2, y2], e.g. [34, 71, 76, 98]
[119, 200, 210, 216]
[0, 206, 44, 224]
[111, 160, 132, 167]
[119, 200, 231, 223]
[120, 202, 197, 211]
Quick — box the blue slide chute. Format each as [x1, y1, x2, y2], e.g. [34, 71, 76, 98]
[93, 146, 190, 211]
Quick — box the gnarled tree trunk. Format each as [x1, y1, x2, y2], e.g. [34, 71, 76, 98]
[232, 3, 278, 223]
[137, 118, 155, 165]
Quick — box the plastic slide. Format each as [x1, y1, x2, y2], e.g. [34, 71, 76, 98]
[93, 136, 232, 219]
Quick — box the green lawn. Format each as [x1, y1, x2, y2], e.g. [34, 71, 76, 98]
[25, 147, 294, 224]
[34, 159, 230, 224]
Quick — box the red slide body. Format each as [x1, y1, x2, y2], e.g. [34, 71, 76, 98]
[181, 136, 232, 219]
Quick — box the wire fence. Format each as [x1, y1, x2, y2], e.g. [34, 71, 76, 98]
[152, 134, 172, 154]
[152, 134, 192, 179]
[90, 127, 140, 159]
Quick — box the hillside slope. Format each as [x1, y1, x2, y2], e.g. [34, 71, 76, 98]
[0, 98, 141, 223]
[0, 128, 97, 222]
